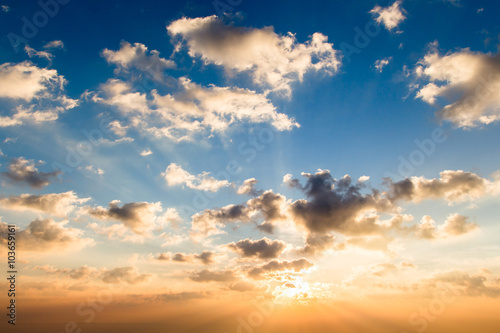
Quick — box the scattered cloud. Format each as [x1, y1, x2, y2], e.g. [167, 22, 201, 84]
[247, 259, 314, 279]
[140, 148, 153, 156]
[0, 191, 89, 217]
[374, 57, 392, 72]
[227, 237, 287, 259]
[43, 40, 64, 49]
[237, 178, 263, 196]
[85, 200, 178, 235]
[2, 157, 61, 188]
[370, 0, 407, 32]
[415, 46, 500, 128]
[0, 61, 78, 127]
[167, 15, 341, 97]
[91, 77, 298, 142]
[24, 45, 53, 61]
[163, 163, 230, 192]
[0, 218, 94, 251]
[100, 266, 151, 284]
[102, 41, 175, 83]
[189, 269, 237, 282]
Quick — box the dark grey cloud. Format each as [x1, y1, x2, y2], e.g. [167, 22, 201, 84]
[227, 237, 286, 259]
[247, 259, 314, 279]
[2, 157, 61, 188]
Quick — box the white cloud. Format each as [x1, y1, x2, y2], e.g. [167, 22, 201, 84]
[374, 57, 392, 72]
[24, 45, 53, 61]
[1, 5, 9, 12]
[0, 61, 78, 127]
[167, 16, 341, 97]
[43, 40, 64, 49]
[140, 148, 153, 156]
[370, 0, 407, 32]
[415, 47, 500, 128]
[102, 41, 175, 83]
[163, 163, 230, 192]
[92, 77, 298, 142]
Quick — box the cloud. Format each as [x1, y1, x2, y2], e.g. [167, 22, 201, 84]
[286, 170, 395, 234]
[424, 269, 500, 298]
[163, 163, 230, 192]
[44, 40, 64, 49]
[189, 269, 237, 282]
[296, 233, 336, 255]
[34, 264, 98, 279]
[386, 170, 495, 203]
[167, 15, 341, 96]
[247, 259, 314, 279]
[91, 77, 298, 142]
[189, 190, 287, 239]
[0, 218, 94, 251]
[0, 191, 89, 217]
[368, 261, 416, 277]
[237, 178, 263, 196]
[227, 237, 287, 259]
[370, 0, 407, 32]
[102, 41, 175, 83]
[374, 57, 392, 72]
[156, 250, 218, 265]
[100, 266, 151, 284]
[415, 47, 500, 127]
[0, 61, 78, 127]
[415, 214, 478, 239]
[140, 148, 153, 156]
[2, 157, 61, 188]
[85, 200, 178, 235]
[1, 5, 9, 12]
[190, 203, 249, 239]
[25, 45, 53, 61]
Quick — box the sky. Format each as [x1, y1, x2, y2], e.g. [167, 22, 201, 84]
[0, 0, 500, 332]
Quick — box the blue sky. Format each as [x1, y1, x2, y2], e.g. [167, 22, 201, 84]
[1, 1, 500, 332]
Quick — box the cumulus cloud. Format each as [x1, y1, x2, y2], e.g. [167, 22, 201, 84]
[0, 191, 89, 217]
[296, 233, 336, 255]
[227, 237, 287, 259]
[286, 169, 396, 234]
[91, 77, 298, 142]
[415, 47, 500, 127]
[247, 259, 314, 279]
[85, 200, 178, 235]
[415, 214, 478, 239]
[370, 0, 407, 32]
[2, 157, 60, 188]
[0, 61, 78, 127]
[237, 178, 263, 196]
[190, 190, 287, 239]
[102, 41, 175, 83]
[100, 266, 151, 284]
[163, 163, 230, 192]
[0, 218, 94, 251]
[386, 170, 495, 203]
[167, 15, 341, 96]
[189, 269, 237, 282]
